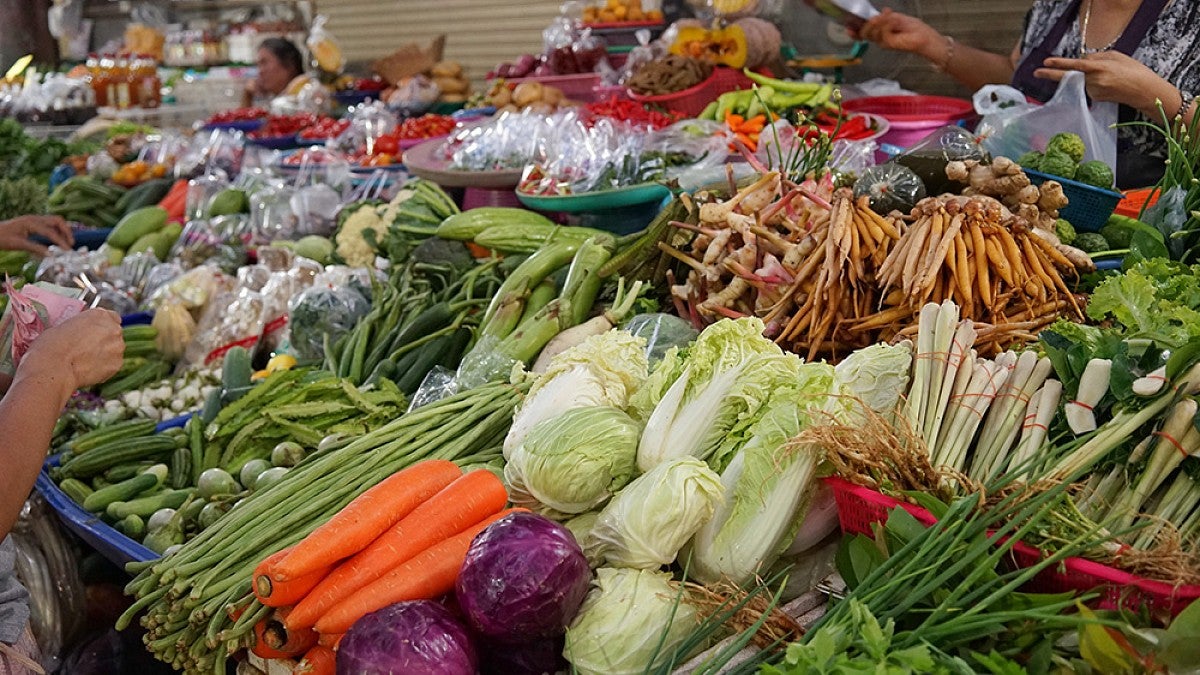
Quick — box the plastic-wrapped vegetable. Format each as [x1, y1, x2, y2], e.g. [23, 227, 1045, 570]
[623, 314, 699, 364]
[894, 125, 985, 195]
[286, 285, 372, 361]
[852, 163, 927, 215]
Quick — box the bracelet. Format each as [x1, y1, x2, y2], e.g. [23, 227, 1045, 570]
[932, 36, 955, 73]
[1178, 88, 1196, 119]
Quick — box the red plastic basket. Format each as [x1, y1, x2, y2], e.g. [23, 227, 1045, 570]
[627, 67, 753, 118]
[825, 476, 1200, 617]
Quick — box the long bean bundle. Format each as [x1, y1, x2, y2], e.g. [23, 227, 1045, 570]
[118, 381, 526, 673]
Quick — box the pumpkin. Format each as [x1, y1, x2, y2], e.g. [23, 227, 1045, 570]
[669, 17, 781, 69]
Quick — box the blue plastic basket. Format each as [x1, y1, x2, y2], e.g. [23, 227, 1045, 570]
[1023, 168, 1122, 233]
[37, 414, 193, 566]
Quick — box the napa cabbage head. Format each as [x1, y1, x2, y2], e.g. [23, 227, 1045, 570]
[636, 318, 785, 471]
[831, 341, 913, 424]
[504, 330, 648, 457]
[563, 568, 699, 675]
[504, 406, 641, 518]
[687, 363, 835, 585]
[587, 457, 724, 569]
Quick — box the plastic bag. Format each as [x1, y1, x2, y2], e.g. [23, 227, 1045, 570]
[287, 285, 371, 361]
[623, 313, 698, 363]
[307, 14, 344, 76]
[894, 125, 985, 195]
[175, 129, 244, 180]
[852, 163, 927, 215]
[829, 137, 879, 175]
[976, 71, 1117, 169]
[170, 216, 251, 272]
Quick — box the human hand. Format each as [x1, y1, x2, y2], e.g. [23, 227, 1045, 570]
[0, 215, 73, 256]
[1036, 52, 1179, 118]
[855, 8, 944, 60]
[19, 309, 124, 393]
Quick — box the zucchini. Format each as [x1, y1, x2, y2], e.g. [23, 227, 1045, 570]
[59, 435, 178, 478]
[68, 418, 157, 454]
[435, 207, 555, 241]
[106, 488, 193, 520]
[83, 466, 166, 512]
[57, 478, 94, 504]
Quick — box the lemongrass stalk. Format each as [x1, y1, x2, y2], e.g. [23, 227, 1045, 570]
[964, 351, 1018, 480]
[976, 355, 1054, 480]
[1112, 398, 1199, 529]
[933, 348, 977, 458]
[921, 301, 961, 446]
[905, 303, 941, 447]
[1009, 379, 1062, 475]
[1133, 470, 1199, 548]
[941, 361, 1011, 472]
[925, 319, 976, 454]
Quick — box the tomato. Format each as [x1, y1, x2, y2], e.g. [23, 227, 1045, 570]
[374, 136, 400, 155]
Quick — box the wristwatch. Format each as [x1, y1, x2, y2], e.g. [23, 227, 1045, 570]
[1179, 89, 1196, 119]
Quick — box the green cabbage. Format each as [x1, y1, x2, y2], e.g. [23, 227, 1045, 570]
[587, 457, 724, 569]
[563, 568, 698, 675]
[504, 330, 648, 457]
[832, 341, 913, 424]
[504, 406, 641, 517]
[636, 318, 785, 471]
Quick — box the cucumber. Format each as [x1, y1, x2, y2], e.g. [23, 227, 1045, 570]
[59, 435, 178, 478]
[396, 335, 452, 395]
[106, 488, 193, 520]
[58, 478, 94, 504]
[83, 466, 166, 512]
[115, 514, 146, 540]
[435, 207, 553, 241]
[68, 418, 157, 454]
[104, 461, 156, 483]
[221, 346, 253, 392]
[171, 447, 192, 489]
[121, 325, 158, 342]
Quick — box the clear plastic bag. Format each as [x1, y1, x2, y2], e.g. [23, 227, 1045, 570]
[894, 125, 986, 195]
[170, 215, 251, 272]
[623, 313, 698, 363]
[175, 129, 244, 180]
[975, 71, 1117, 169]
[852, 163, 927, 215]
[287, 285, 372, 361]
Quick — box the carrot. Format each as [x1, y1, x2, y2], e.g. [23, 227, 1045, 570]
[252, 609, 318, 659]
[285, 470, 508, 631]
[157, 179, 189, 221]
[253, 546, 333, 607]
[317, 632, 343, 649]
[274, 460, 462, 581]
[293, 645, 336, 675]
[315, 509, 524, 635]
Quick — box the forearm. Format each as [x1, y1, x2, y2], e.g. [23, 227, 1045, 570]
[920, 36, 1016, 91]
[0, 366, 71, 539]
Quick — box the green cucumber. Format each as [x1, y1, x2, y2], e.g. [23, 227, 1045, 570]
[116, 514, 146, 540]
[221, 346, 253, 392]
[83, 465, 166, 512]
[106, 488, 193, 520]
[59, 435, 178, 478]
[58, 478, 94, 504]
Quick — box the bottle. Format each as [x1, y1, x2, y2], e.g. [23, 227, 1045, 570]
[111, 54, 131, 109]
[95, 53, 113, 107]
[84, 54, 100, 104]
[135, 55, 161, 108]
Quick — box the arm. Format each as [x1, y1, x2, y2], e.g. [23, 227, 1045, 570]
[1037, 53, 1197, 127]
[856, 9, 1016, 90]
[0, 309, 124, 539]
[0, 214, 73, 256]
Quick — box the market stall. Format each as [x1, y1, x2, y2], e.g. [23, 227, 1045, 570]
[1, 0, 1199, 673]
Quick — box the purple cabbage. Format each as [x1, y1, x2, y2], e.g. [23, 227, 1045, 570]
[479, 635, 567, 675]
[455, 512, 591, 642]
[337, 600, 477, 675]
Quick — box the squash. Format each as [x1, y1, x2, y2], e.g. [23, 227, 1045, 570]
[671, 24, 750, 68]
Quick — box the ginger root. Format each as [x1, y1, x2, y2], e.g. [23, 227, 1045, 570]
[1037, 180, 1069, 214]
[950, 157, 1031, 199]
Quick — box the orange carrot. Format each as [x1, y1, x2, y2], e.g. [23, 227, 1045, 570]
[285, 470, 508, 631]
[252, 609, 317, 659]
[315, 509, 523, 635]
[317, 632, 343, 649]
[157, 179, 189, 221]
[274, 460, 462, 581]
[293, 645, 335, 675]
[253, 546, 333, 607]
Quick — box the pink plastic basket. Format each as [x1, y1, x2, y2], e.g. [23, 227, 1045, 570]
[825, 476, 1200, 618]
[841, 95, 976, 151]
[628, 67, 753, 118]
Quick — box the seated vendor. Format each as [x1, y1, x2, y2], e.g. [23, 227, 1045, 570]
[244, 37, 308, 103]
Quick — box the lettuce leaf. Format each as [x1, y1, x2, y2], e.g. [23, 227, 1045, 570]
[1087, 259, 1200, 347]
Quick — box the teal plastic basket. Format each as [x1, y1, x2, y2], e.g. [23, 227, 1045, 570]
[1023, 168, 1122, 233]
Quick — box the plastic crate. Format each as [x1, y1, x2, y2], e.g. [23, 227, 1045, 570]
[841, 95, 976, 150]
[1115, 187, 1159, 218]
[825, 476, 1200, 617]
[628, 67, 753, 118]
[1024, 168, 1122, 232]
[37, 415, 193, 567]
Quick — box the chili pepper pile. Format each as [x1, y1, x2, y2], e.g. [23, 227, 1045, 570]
[249, 114, 322, 140]
[806, 110, 880, 142]
[395, 115, 457, 141]
[585, 98, 682, 130]
[206, 107, 268, 125]
[299, 118, 350, 142]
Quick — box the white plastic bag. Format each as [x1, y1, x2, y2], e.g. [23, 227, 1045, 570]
[976, 71, 1116, 168]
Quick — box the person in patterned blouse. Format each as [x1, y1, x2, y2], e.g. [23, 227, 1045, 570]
[856, 0, 1199, 188]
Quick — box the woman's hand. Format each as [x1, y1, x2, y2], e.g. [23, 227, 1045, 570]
[0, 215, 73, 256]
[1036, 52, 1181, 118]
[18, 309, 125, 394]
[855, 8, 945, 61]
